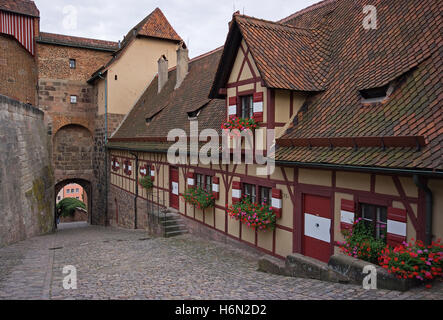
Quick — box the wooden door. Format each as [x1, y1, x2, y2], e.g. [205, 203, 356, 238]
[303, 194, 332, 263]
[170, 167, 179, 210]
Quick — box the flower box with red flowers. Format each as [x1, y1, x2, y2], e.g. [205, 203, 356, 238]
[182, 187, 215, 210]
[227, 196, 276, 232]
[221, 117, 258, 132]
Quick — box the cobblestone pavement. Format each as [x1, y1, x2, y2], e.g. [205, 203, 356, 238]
[0, 222, 442, 300]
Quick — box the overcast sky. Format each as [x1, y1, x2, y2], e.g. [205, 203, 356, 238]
[34, 0, 319, 58]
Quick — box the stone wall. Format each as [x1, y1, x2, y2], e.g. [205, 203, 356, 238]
[0, 35, 38, 105]
[0, 95, 54, 247]
[94, 113, 125, 225]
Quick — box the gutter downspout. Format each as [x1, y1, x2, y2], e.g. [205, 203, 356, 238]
[99, 72, 109, 226]
[413, 175, 433, 246]
[130, 152, 139, 229]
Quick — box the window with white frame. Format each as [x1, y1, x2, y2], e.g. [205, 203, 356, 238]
[70, 95, 77, 104]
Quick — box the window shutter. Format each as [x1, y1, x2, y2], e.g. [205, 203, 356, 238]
[140, 165, 147, 177]
[228, 97, 237, 120]
[340, 199, 355, 231]
[232, 181, 241, 204]
[187, 171, 195, 188]
[271, 188, 282, 219]
[253, 92, 264, 122]
[212, 177, 220, 200]
[387, 207, 407, 247]
[150, 165, 155, 182]
[236, 96, 242, 118]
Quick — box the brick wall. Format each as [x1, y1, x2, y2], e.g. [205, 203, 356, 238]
[0, 35, 38, 105]
[37, 43, 113, 81]
[0, 95, 54, 247]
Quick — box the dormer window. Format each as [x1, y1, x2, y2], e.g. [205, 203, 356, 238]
[360, 83, 393, 104]
[187, 109, 201, 120]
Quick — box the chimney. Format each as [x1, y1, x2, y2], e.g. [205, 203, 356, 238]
[158, 55, 168, 93]
[175, 43, 189, 89]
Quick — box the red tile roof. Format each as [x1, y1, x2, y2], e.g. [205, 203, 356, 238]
[277, 0, 442, 171]
[211, 0, 442, 172]
[210, 13, 330, 96]
[137, 8, 182, 42]
[38, 32, 119, 51]
[110, 48, 225, 142]
[88, 8, 182, 82]
[0, 0, 39, 17]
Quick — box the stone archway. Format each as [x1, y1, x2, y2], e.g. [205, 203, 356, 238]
[53, 124, 95, 229]
[55, 179, 92, 229]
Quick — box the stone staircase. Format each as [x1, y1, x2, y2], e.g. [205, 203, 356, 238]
[159, 212, 188, 238]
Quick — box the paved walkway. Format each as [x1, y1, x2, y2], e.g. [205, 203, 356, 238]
[0, 222, 442, 300]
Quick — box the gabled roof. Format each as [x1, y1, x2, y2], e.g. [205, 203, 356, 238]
[277, 0, 442, 171]
[37, 32, 119, 52]
[210, 13, 330, 98]
[109, 48, 225, 144]
[88, 7, 182, 83]
[0, 0, 39, 17]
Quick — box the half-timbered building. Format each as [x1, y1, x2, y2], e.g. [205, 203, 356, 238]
[107, 0, 442, 263]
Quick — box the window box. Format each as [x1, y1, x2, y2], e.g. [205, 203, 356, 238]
[228, 196, 276, 232]
[182, 187, 215, 210]
[221, 117, 258, 132]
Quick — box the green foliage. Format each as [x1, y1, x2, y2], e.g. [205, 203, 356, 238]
[182, 187, 215, 210]
[339, 219, 386, 264]
[56, 198, 86, 217]
[139, 175, 154, 190]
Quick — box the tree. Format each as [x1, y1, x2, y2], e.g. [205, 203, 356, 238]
[56, 198, 86, 218]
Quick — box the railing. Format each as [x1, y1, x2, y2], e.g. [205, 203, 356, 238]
[146, 189, 167, 237]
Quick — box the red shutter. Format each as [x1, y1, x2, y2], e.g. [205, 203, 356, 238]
[228, 97, 237, 120]
[232, 181, 241, 204]
[212, 177, 220, 200]
[253, 92, 264, 122]
[187, 171, 195, 188]
[340, 199, 355, 231]
[387, 207, 407, 247]
[271, 188, 282, 219]
[236, 96, 242, 118]
[150, 165, 155, 182]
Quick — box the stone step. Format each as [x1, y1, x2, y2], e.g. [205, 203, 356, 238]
[165, 230, 188, 238]
[164, 224, 187, 232]
[258, 253, 351, 284]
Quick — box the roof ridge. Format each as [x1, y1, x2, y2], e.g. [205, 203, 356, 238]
[165, 46, 224, 74]
[278, 0, 338, 24]
[39, 32, 118, 45]
[235, 13, 315, 31]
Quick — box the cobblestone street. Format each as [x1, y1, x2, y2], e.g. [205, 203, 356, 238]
[0, 222, 442, 300]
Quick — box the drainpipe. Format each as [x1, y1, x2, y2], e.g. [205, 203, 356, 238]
[130, 152, 139, 229]
[99, 72, 109, 226]
[413, 175, 433, 245]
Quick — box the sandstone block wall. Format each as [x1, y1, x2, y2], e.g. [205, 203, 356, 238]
[0, 95, 54, 247]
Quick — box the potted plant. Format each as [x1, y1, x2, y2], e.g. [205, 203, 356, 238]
[221, 117, 258, 132]
[139, 175, 154, 191]
[227, 196, 276, 232]
[182, 187, 215, 210]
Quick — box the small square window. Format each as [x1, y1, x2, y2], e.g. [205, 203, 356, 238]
[66, 190, 70, 194]
[69, 59, 76, 69]
[70, 95, 77, 104]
